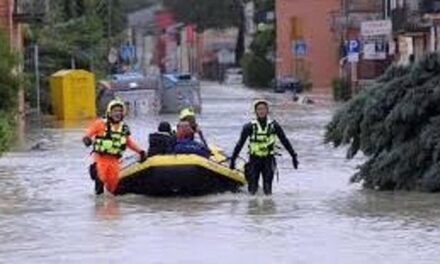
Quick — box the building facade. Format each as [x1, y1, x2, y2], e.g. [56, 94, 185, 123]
[276, 0, 340, 89]
[0, 0, 19, 47]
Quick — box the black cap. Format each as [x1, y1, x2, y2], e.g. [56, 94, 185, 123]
[158, 122, 172, 133]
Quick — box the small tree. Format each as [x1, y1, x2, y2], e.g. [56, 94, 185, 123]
[0, 29, 19, 153]
[326, 52, 440, 192]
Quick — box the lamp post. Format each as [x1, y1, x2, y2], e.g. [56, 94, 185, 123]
[107, 0, 112, 74]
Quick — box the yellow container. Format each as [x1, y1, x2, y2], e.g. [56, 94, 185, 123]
[50, 70, 96, 120]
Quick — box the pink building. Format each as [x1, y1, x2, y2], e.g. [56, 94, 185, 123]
[276, 0, 340, 89]
[0, 0, 14, 41]
[0, 0, 23, 50]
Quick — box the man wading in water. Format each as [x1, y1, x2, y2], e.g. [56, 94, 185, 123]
[230, 99, 299, 195]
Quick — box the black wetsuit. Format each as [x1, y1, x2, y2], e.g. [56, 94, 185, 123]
[231, 118, 297, 195]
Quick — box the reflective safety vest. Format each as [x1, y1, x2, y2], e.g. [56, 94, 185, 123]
[93, 120, 129, 157]
[249, 120, 276, 157]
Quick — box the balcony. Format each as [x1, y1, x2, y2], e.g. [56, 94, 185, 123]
[347, 0, 383, 13]
[392, 7, 407, 32]
[392, 6, 430, 34]
[13, 0, 46, 23]
[421, 0, 440, 14]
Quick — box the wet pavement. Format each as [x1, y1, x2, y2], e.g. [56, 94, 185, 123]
[1, 83, 440, 263]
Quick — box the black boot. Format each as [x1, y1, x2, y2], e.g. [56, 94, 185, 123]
[262, 157, 274, 196]
[263, 181, 272, 196]
[89, 163, 97, 181]
[95, 178, 104, 195]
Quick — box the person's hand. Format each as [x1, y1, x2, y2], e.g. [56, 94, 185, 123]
[83, 137, 93, 147]
[229, 159, 236, 170]
[139, 150, 147, 163]
[292, 154, 299, 169]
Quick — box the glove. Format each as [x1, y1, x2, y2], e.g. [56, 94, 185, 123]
[139, 150, 147, 163]
[229, 159, 236, 170]
[292, 153, 299, 169]
[83, 137, 93, 147]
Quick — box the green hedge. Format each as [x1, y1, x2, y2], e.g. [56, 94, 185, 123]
[0, 29, 18, 155]
[331, 77, 351, 101]
[241, 53, 274, 88]
[0, 112, 15, 154]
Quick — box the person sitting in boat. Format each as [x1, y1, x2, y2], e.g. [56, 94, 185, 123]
[147, 121, 176, 157]
[179, 107, 208, 148]
[83, 99, 147, 195]
[174, 121, 210, 158]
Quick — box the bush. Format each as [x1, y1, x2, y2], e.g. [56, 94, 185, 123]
[332, 77, 351, 101]
[241, 53, 274, 88]
[0, 29, 18, 155]
[0, 112, 15, 154]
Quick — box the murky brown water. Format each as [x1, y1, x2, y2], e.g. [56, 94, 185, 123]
[1, 83, 440, 263]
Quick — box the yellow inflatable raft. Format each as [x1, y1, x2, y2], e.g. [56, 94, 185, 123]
[116, 145, 246, 196]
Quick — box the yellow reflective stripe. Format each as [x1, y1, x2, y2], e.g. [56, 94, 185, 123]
[93, 122, 128, 156]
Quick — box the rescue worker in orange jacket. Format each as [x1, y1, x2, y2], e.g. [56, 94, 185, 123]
[83, 99, 146, 195]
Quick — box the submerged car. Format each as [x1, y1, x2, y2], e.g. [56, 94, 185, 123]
[224, 68, 243, 85]
[271, 77, 303, 94]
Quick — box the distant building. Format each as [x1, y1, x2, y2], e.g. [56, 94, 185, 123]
[391, 0, 440, 64]
[276, 0, 340, 89]
[0, 0, 21, 48]
[340, 0, 393, 82]
[198, 28, 238, 80]
[1, 0, 44, 49]
[127, 4, 162, 69]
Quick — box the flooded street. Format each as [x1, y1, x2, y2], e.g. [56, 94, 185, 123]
[2, 83, 440, 263]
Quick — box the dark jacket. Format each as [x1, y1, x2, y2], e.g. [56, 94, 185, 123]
[174, 139, 210, 158]
[147, 132, 176, 157]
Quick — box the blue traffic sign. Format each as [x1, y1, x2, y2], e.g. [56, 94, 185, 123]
[120, 44, 136, 61]
[347, 39, 360, 54]
[293, 40, 307, 56]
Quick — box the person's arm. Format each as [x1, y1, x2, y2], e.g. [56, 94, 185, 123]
[126, 136, 143, 154]
[274, 121, 296, 157]
[82, 119, 104, 147]
[84, 119, 103, 138]
[197, 130, 209, 148]
[231, 123, 252, 161]
[127, 136, 147, 162]
[273, 121, 299, 169]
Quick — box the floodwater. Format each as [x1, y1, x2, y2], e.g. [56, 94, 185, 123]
[1, 83, 440, 264]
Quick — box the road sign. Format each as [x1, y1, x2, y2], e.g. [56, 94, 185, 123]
[363, 42, 386, 60]
[121, 44, 136, 61]
[108, 48, 118, 64]
[292, 39, 307, 56]
[348, 53, 359, 62]
[348, 40, 360, 53]
[347, 40, 360, 62]
[361, 20, 392, 36]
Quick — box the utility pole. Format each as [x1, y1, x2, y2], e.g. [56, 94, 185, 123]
[107, 0, 112, 74]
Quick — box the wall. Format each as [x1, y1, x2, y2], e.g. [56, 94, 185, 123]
[0, 0, 21, 49]
[276, 0, 340, 89]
